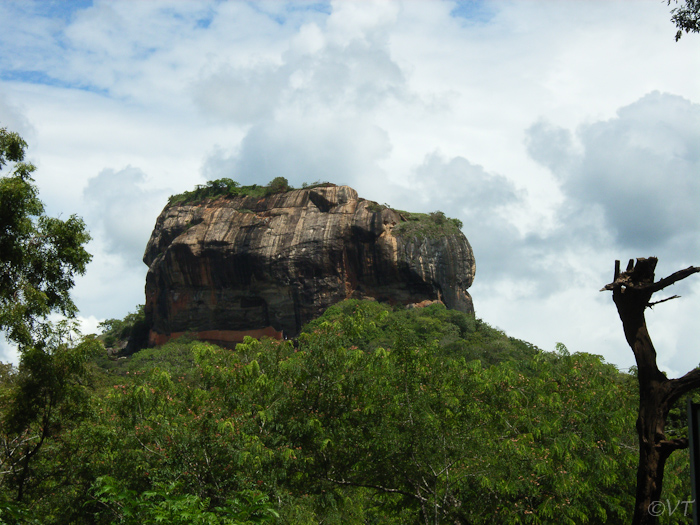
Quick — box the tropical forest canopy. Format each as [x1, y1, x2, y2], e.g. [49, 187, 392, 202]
[1, 299, 696, 524]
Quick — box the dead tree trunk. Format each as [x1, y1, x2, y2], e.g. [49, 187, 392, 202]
[602, 258, 700, 525]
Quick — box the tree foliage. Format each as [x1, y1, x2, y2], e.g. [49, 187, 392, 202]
[265, 177, 290, 196]
[669, 0, 700, 40]
[393, 210, 463, 238]
[92, 476, 278, 525]
[4, 299, 679, 524]
[98, 304, 149, 353]
[167, 177, 295, 206]
[0, 127, 91, 350]
[0, 128, 98, 520]
[0, 322, 101, 509]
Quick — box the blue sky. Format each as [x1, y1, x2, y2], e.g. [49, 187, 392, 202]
[0, 0, 698, 376]
[450, 0, 495, 23]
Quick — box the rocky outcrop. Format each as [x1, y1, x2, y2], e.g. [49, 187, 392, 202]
[143, 184, 475, 345]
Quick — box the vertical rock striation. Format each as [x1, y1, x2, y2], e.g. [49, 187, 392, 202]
[143, 184, 475, 345]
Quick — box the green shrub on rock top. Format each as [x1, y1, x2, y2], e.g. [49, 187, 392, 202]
[265, 177, 291, 196]
[168, 178, 295, 205]
[393, 209, 463, 239]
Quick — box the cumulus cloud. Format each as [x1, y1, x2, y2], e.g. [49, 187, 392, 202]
[524, 120, 578, 176]
[386, 152, 545, 294]
[0, 335, 19, 365]
[527, 92, 700, 261]
[192, 1, 406, 124]
[193, 64, 286, 124]
[203, 116, 392, 189]
[0, 92, 33, 138]
[190, 1, 411, 201]
[83, 166, 168, 264]
[412, 152, 522, 212]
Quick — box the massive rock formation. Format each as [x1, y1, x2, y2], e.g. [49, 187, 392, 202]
[143, 184, 475, 346]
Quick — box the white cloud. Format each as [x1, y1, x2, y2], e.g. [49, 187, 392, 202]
[527, 92, 700, 260]
[0, 335, 19, 366]
[0, 0, 698, 374]
[71, 242, 148, 323]
[0, 91, 33, 139]
[411, 152, 523, 212]
[83, 165, 169, 263]
[192, 2, 407, 125]
[193, 63, 286, 124]
[203, 116, 392, 189]
[326, 0, 399, 47]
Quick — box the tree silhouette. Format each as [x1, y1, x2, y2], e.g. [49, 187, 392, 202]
[602, 257, 700, 524]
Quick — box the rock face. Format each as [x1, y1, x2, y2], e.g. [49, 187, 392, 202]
[143, 185, 475, 345]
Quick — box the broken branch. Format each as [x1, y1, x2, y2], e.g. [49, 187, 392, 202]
[647, 295, 680, 308]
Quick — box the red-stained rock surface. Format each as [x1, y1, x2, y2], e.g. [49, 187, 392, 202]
[148, 326, 283, 348]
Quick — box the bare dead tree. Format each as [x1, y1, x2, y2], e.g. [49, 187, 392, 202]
[601, 257, 700, 525]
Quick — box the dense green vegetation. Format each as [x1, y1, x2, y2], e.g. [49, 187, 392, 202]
[98, 305, 149, 353]
[167, 177, 296, 205]
[670, 0, 700, 41]
[362, 204, 464, 239]
[167, 177, 343, 206]
[0, 128, 91, 349]
[0, 127, 104, 523]
[393, 210, 464, 239]
[1, 300, 694, 524]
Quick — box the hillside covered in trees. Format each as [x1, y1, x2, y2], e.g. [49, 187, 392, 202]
[1, 299, 695, 524]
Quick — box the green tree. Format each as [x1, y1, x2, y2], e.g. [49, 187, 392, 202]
[197, 301, 640, 523]
[266, 177, 291, 195]
[669, 0, 700, 40]
[0, 321, 100, 507]
[98, 304, 149, 353]
[6, 297, 656, 523]
[0, 127, 91, 350]
[61, 339, 286, 524]
[0, 128, 97, 516]
[92, 476, 278, 525]
[283, 308, 639, 523]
